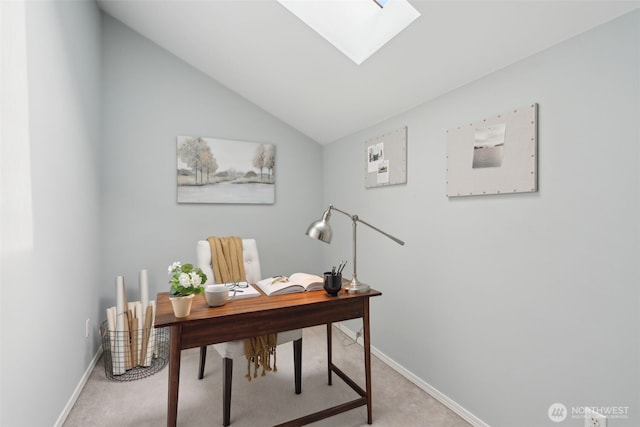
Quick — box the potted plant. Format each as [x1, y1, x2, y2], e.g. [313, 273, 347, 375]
[167, 261, 207, 317]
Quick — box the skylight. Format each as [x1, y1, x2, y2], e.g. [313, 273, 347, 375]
[277, 0, 420, 65]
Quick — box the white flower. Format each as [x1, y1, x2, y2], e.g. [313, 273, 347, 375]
[190, 271, 202, 287]
[168, 261, 182, 274]
[178, 272, 191, 287]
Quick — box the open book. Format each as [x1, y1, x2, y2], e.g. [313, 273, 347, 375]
[255, 273, 324, 296]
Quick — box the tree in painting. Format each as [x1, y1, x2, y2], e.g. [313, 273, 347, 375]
[251, 143, 275, 182]
[264, 144, 275, 181]
[178, 137, 218, 184]
[201, 149, 219, 184]
[252, 144, 265, 179]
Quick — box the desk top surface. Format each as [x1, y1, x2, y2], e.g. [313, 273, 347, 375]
[155, 288, 381, 328]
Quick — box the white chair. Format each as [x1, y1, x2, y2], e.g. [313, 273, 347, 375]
[196, 239, 302, 426]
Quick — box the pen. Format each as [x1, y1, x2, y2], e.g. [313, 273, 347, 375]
[337, 260, 347, 274]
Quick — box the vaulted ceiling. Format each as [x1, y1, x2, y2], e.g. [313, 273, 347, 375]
[97, 0, 638, 144]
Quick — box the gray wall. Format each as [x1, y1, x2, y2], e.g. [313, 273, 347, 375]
[100, 14, 324, 305]
[323, 10, 639, 427]
[1, 1, 103, 425]
[1, 6, 323, 427]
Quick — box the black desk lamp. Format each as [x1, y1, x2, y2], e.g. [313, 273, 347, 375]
[305, 204, 405, 293]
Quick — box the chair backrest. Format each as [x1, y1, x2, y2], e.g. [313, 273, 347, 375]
[196, 239, 262, 285]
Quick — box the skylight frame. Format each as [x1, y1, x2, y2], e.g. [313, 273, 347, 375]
[373, 0, 391, 8]
[277, 0, 420, 65]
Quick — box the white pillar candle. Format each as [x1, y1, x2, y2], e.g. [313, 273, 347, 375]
[139, 269, 149, 311]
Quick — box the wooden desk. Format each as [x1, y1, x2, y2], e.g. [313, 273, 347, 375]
[155, 288, 381, 427]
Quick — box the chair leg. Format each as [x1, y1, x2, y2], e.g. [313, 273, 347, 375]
[223, 357, 233, 427]
[293, 338, 302, 394]
[198, 346, 207, 380]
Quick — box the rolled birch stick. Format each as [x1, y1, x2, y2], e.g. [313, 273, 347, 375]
[135, 302, 142, 366]
[149, 300, 157, 358]
[130, 315, 138, 367]
[140, 304, 153, 366]
[123, 310, 132, 370]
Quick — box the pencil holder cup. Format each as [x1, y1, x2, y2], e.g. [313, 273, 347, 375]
[324, 272, 342, 296]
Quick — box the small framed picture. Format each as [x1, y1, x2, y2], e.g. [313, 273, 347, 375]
[365, 127, 407, 188]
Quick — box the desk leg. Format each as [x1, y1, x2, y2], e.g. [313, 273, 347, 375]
[294, 338, 302, 394]
[363, 300, 372, 425]
[326, 322, 333, 386]
[167, 324, 182, 427]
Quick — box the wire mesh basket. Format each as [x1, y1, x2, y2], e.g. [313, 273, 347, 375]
[100, 320, 169, 381]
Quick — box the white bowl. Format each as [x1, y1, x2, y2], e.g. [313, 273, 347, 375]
[205, 285, 229, 307]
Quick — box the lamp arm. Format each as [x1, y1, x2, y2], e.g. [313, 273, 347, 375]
[328, 205, 405, 246]
[354, 217, 405, 246]
[326, 204, 353, 220]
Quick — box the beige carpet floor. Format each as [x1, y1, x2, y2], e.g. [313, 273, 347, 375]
[64, 325, 471, 427]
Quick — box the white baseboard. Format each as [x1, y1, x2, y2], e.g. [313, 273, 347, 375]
[54, 346, 103, 427]
[334, 322, 490, 427]
[58, 327, 489, 427]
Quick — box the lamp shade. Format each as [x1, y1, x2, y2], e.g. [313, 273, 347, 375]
[305, 212, 332, 244]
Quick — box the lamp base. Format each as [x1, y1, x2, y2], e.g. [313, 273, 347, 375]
[344, 278, 370, 294]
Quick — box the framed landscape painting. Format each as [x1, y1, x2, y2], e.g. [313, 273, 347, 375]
[177, 136, 275, 204]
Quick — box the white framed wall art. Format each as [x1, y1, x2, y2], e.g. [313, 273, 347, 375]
[446, 103, 538, 197]
[177, 136, 275, 204]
